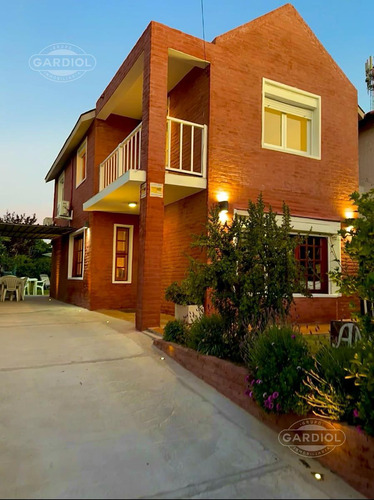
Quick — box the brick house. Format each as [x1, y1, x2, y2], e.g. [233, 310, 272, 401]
[45, 3, 358, 331]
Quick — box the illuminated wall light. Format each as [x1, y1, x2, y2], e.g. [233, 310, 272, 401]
[128, 202, 137, 208]
[344, 210, 354, 220]
[217, 192, 229, 203]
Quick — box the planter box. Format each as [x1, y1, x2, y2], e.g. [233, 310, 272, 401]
[175, 304, 203, 324]
[154, 338, 374, 499]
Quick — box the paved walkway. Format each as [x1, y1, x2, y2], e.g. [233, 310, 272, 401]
[0, 297, 362, 499]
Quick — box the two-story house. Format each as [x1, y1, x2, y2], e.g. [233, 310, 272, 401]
[45, 3, 359, 331]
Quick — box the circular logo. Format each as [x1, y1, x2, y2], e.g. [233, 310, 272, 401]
[278, 418, 346, 457]
[29, 43, 96, 83]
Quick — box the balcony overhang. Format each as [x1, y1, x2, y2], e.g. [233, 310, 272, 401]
[164, 172, 207, 205]
[96, 49, 209, 121]
[83, 170, 146, 214]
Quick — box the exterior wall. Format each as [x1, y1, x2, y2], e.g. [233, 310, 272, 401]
[359, 115, 374, 192]
[89, 212, 139, 310]
[206, 5, 358, 323]
[162, 191, 207, 315]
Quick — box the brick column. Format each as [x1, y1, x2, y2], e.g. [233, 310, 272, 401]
[136, 26, 168, 331]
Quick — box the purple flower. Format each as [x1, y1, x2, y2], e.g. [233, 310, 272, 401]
[245, 375, 250, 382]
[249, 391, 253, 399]
[291, 335, 296, 339]
[250, 379, 255, 387]
[353, 409, 359, 419]
[276, 403, 282, 412]
[244, 389, 251, 397]
[356, 425, 363, 434]
[272, 392, 279, 400]
[263, 393, 268, 399]
[256, 379, 263, 385]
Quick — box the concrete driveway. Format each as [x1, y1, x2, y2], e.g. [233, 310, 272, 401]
[0, 297, 362, 499]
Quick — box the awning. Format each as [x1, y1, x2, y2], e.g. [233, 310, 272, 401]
[0, 223, 76, 240]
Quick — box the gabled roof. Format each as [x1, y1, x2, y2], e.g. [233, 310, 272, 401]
[45, 109, 95, 183]
[213, 3, 355, 91]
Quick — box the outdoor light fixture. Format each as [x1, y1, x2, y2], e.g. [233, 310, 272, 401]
[128, 202, 137, 208]
[218, 200, 229, 214]
[312, 472, 323, 481]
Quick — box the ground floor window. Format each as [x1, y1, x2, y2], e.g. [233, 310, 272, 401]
[68, 229, 85, 279]
[294, 235, 328, 294]
[113, 224, 133, 283]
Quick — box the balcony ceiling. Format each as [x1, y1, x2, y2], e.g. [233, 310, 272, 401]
[97, 49, 208, 121]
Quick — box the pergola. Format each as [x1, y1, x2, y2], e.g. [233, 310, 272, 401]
[0, 223, 76, 240]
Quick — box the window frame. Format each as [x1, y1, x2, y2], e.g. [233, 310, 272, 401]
[262, 78, 321, 160]
[68, 228, 86, 280]
[112, 224, 134, 284]
[293, 234, 329, 294]
[234, 211, 341, 297]
[76, 138, 87, 188]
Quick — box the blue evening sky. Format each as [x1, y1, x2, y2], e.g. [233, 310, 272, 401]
[0, 0, 371, 221]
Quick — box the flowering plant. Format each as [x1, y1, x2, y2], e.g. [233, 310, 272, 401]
[244, 325, 312, 414]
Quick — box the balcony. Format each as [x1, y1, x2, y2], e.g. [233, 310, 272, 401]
[83, 117, 207, 214]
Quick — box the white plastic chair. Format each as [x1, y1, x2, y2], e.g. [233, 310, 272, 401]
[1, 276, 22, 302]
[36, 280, 44, 295]
[19, 277, 29, 300]
[40, 274, 50, 289]
[335, 322, 361, 348]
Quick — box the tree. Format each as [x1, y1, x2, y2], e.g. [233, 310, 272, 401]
[0, 211, 51, 277]
[0, 211, 38, 257]
[192, 193, 307, 338]
[330, 189, 374, 334]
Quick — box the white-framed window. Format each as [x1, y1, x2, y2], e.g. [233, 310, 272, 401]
[234, 210, 340, 296]
[76, 138, 87, 187]
[262, 78, 321, 159]
[68, 228, 86, 280]
[57, 171, 65, 208]
[112, 224, 134, 284]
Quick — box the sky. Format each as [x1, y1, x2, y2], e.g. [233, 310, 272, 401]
[0, 0, 372, 223]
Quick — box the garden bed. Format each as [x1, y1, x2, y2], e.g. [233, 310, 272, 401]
[154, 338, 374, 499]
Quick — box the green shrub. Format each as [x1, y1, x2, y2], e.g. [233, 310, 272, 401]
[163, 320, 187, 345]
[244, 325, 313, 415]
[303, 345, 359, 422]
[187, 314, 233, 359]
[347, 337, 374, 436]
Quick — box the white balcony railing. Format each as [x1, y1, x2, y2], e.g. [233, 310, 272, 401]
[99, 117, 208, 192]
[165, 116, 207, 178]
[99, 122, 142, 191]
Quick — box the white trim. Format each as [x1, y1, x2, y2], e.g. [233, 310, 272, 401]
[112, 224, 134, 284]
[67, 227, 86, 280]
[76, 138, 87, 188]
[262, 78, 321, 160]
[234, 210, 341, 296]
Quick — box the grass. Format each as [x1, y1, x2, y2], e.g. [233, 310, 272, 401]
[304, 333, 330, 355]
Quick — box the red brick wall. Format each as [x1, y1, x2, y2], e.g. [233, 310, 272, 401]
[162, 191, 207, 315]
[206, 5, 358, 323]
[90, 212, 139, 310]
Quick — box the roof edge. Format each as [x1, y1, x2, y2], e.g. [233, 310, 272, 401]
[45, 109, 96, 183]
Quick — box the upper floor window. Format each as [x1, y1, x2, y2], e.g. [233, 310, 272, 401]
[76, 139, 87, 187]
[57, 172, 65, 206]
[113, 224, 133, 284]
[262, 79, 321, 159]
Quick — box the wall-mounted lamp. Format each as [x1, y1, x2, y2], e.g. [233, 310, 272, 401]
[128, 202, 137, 208]
[218, 200, 229, 214]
